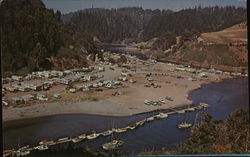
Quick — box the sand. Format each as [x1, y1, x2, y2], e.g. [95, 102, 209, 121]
[2, 56, 232, 122]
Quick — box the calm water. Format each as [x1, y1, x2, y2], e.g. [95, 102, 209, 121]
[3, 77, 248, 156]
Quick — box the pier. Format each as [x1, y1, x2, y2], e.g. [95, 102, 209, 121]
[3, 103, 210, 157]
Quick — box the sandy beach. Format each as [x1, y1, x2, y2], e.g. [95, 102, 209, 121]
[2, 54, 232, 122]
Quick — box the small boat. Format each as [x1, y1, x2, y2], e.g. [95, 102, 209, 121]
[126, 124, 136, 130]
[101, 130, 113, 136]
[35, 145, 49, 150]
[72, 137, 83, 143]
[176, 110, 185, 114]
[146, 116, 155, 122]
[155, 112, 168, 119]
[114, 128, 127, 133]
[184, 107, 195, 112]
[199, 103, 210, 108]
[86, 133, 99, 140]
[58, 137, 69, 142]
[78, 134, 86, 139]
[102, 140, 124, 150]
[39, 139, 53, 145]
[178, 122, 192, 129]
[20, 150, 30, 156]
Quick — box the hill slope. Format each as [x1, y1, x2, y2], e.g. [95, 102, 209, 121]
[157, 22, 248, 72]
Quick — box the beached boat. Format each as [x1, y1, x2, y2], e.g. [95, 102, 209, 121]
[86, 133, 99, 140]
[155, 112, 168, 119]
[102, 140, 124, 150]
[178, 122, 192, 129]
[101, 130, 113, 136]
[114, 128, 127, 133]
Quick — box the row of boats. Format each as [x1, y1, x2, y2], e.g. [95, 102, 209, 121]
[3, 103, 210, 156]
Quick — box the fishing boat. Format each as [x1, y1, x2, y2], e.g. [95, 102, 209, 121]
[102, 140, 124, 150]
[178, 122, 192, 129]
[114, 127, 127, 133]
[155, 112, 168, 119]
[101, 130, 113, 136]
[86, 132, 99, 140]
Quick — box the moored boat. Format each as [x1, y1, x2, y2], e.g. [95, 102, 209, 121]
[72, 137, 83, 143]
[176, 110, 185, 114]
[86, 133, 99, 140]
[178, 122, 192, 129]
[114, 128, 127, 133]
[102, 140, 124, 150]
[155, 112, 168, 119]
[199, 102, 210, 108]
[146, 116, 154, 122]
[101, 130, 113, 136]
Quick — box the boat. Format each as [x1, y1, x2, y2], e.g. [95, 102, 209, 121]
[178, 122, 192, 129]
[20, 150, 30, 156]
[155, 112, 168, 119]
[114, 128, 127, 133]
[199, 103, 210, 108]
[39, 139, 54, 145]
[86, 133, 99, 140]
[184, 107, 195, 112]
[146, 116, 155, 122]
[35, 145, 49, 150]
[102, 140, 124, 150]
[72, 137, 83, 143]
[58, 137, 69, 142]
[126, 124, 136, 130]
[102, 130, 124, 150]
[176, 110, 185, 114]
[78, 134, 86, 139]
[101, 130, 113, 136]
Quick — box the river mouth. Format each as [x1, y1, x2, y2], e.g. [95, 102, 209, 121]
[3, 77, 248, 156]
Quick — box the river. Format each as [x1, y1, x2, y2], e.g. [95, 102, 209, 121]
[3, 77, 248, 156]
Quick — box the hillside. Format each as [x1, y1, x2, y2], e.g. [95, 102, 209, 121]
[156, 22, 248, 72]
[0, 0, 97, 77]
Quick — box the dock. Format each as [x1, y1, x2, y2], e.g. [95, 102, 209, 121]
[3, 103, 210, 157]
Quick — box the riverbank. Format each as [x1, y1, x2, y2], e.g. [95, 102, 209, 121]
[3, 51, 233, 122]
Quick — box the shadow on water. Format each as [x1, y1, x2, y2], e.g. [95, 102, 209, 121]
[3, 77, 248, 156]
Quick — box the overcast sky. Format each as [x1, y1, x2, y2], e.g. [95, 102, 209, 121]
[42, 0, 247, 14]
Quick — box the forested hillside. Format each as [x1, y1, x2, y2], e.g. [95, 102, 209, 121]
[66, 6, 247, 50]
[0, 0, 97, 76]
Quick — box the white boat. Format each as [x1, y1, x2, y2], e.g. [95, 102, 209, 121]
[176, 110, 185, 114]
[102, 140, 124, 150]
[86, 133, 99, 140]
[72, 137, 83, 143]
[78, 134, 86, 139]
[146, 116, 155, 122]
[178, 122, 192, 129]
[184, 107, 195, 112]
[114, 128, 127, 133]
[35, 145, 49, 150]
[58, 137, 69, 142]
[155, 113, 168, 119]
[199, 103, 210, 108]
[126, 124, 136, 130]
[20, 150, 30, 156]
[101, 130, 113, 136]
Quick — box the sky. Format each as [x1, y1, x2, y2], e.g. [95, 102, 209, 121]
[41, 0, 247, 14]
